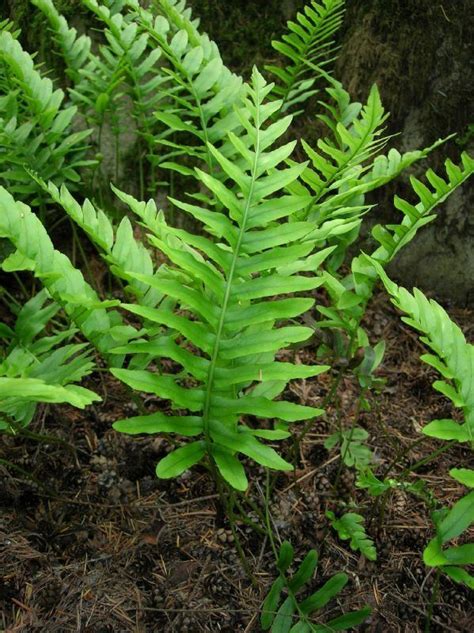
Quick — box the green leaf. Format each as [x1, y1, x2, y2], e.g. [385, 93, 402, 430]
[277, 541, 294, 573]
[213, 424, 294, 471]
[300, 573, 348, 614]
[113, 413, 203, 437]
[313, 607, 372, 631]
[155, 441, 206, 479]
[288, 550, 318, 592]
[422, 419, 470, 442]
[212, 445, 248, 491]
[327, 512, 377, 560]
[450, 468, 474, 488]
[289, 623, 311, 633]
[443, 566, 474, 590]
[193, 58, 223, 96]
[0, 377, 99, 409]
[261, 577, 285, 630]
[432, 381, 465, 407]
[272, 595, 296, 633]
[437, 491, 474, 544]
[443, 543, 474, 566]
[356, 469, 391, 497]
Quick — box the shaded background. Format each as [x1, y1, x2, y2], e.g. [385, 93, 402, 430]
[3, 0, 474, 304]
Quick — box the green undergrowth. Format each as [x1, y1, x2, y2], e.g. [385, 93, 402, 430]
[0, 0, 473, 629]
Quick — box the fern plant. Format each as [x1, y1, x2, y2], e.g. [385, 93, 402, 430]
[0, 26, 94, 203]
[0, 185, 134, 359]
[107, 68, 335, 490]
[0, 289, 100, 431]
[30, 0, 92, 83]
[324, 427, 373, 469]
[32, 175, 164, 310]
[0, 0, 472, 619]
[326, 511, 377, 560]
[133, 0, 245, 179]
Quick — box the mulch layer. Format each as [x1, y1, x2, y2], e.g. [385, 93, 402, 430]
[1, 291, 473, 632]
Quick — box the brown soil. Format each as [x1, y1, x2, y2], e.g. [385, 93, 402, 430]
[1, 292, 473, 632]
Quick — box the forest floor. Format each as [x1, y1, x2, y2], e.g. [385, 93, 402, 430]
[1, 291, 473, 633]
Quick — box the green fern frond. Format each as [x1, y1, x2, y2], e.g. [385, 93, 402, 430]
[300, 84, 389, 212]
[371, 267, 474, 587]
[31, 0, 92, 82]
[304, 151, 474, 357]
[311, 152, 474, 359]
[154, 0, 201, 43]
[266, 0, 345, 114]
[372, 265, 474, 440]
[0, 186, 132, 358]
[112, 68, 329, 490]
[81, 0, 169, 124]
[0, 29, 92, 200]
[134, 1, 244, 176]
[0, 290, 100, 430]
[38, 177, 163, 308]
[327, 511, 377, 560]
[371, 152, 474, 265]
[0, 377, 99, 429]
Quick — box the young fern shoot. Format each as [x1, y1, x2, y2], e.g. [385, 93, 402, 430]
[112, 68, 330, 490]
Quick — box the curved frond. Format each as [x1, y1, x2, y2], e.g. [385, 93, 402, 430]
[327, 511, 377, 560]
[31, 0, 92, 82]
[373, 265, 474, 439]
[36, 177, 163, 308]
[0, 29, 92, 200]
[371, 266, 474, 587]
[310, 152, 473, 361]
[0, 186, 131, 358]
[301, 83, 389, 211]
[133, 1, 244, 176]
[0, 290, 99, 430]
[371, 152, 474, 264]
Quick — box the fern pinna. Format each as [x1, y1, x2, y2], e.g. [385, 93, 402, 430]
[111, 68, 330, 490]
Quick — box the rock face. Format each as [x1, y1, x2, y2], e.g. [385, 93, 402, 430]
[2, 0, 473, 303]
[334, 0, 474, 305]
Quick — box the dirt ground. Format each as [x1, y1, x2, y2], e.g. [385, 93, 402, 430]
[1, 291, 473, 632]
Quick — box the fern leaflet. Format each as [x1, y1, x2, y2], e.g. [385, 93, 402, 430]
[327, 511, 377, 560]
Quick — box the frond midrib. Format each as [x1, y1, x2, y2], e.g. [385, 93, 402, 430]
[201, 84, 262, 450]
